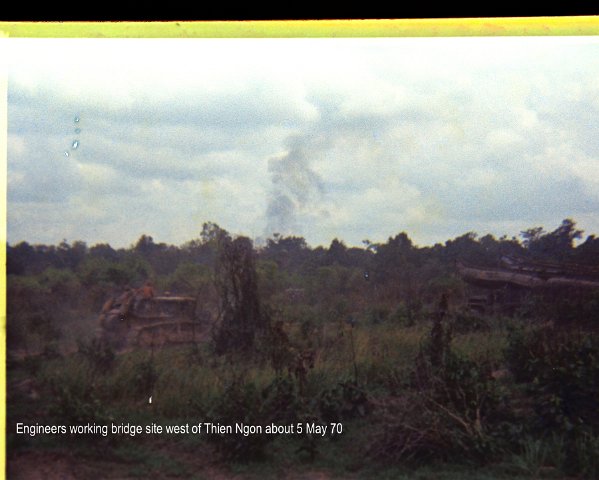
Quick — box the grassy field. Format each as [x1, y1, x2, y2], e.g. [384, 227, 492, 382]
[8, 310, 598, 479]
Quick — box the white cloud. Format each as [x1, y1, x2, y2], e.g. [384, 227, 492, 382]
[6, 36, 599, 248]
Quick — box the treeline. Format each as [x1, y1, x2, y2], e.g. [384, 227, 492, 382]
[8, 218, 599, 291]
[7, 218, 599, 352]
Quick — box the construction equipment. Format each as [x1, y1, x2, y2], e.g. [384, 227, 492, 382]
[98, 295, 202, 351]
[457, 256, 599, 290]
[457, 256, 599, 315]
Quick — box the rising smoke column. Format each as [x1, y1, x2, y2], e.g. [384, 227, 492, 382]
[265, 135, 324, 237]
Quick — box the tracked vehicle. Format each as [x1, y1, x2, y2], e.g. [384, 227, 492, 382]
[98, 295, 202, 351]
[457, 256, 599, 315]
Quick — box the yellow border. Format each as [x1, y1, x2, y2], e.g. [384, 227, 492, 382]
[0, 17, 598, 38]
[0, 36, 6, 480]
[2, 16, 599, 480]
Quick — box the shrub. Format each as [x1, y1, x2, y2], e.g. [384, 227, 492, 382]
[365, 307, 389, 325]
[261, 376, 300, 424]
[207, 378, 271, 461]
[390, 303, 416, 327]
[451, 311, 490, 334]
[43, 365, 115, 447]
[49, 382, 112, 429]
[131, 357, 159, 398]
[78, 338, 116, 375]
[504, 325, 599, 434]
[318, 380, 371, 423]
[370, 315, 508, 464]
[569, 432, 599, 478]
[367, 392, 457, 463]
[416, 351, 505, 461]
[504, 325, 599, 477]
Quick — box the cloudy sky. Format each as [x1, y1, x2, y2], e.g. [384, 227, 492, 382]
[5, 36, 599, 248]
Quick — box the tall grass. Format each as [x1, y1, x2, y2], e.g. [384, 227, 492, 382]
[17, 311, 598, 477]
[35, 315, 510, 422]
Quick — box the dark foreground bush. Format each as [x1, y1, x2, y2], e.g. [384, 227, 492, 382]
[318, 379, 371, 423]
[505, 325, 599, 433]
[369, 314, 508, 465]
[504, 324, 599, 476]
[77, 338, 116, 375]
[207, 375, 306, 462]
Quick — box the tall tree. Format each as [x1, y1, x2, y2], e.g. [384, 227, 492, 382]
[212, 235, 268, 355]
[521, 218, 583, 261]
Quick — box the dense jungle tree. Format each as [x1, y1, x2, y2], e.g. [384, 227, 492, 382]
[521, 218, 583, 261]
[212, 234, 269, 355]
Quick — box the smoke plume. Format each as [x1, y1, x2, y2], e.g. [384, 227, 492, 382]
[265, 135, 324, 237]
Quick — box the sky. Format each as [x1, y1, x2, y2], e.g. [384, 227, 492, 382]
[5, 36, 599, 249]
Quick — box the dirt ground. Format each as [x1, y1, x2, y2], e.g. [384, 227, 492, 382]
[7, 450, 336, 480]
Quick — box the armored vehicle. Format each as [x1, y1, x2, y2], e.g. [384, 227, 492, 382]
[457, 256, 599, 315]
[98, 295, 202, 351]
[458, 256, 599, 290]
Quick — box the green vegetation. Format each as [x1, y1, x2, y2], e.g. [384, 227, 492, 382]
[7, 219, 599, 478]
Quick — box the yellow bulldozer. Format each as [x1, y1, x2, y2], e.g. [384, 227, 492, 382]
[98, 292, 204, 351]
